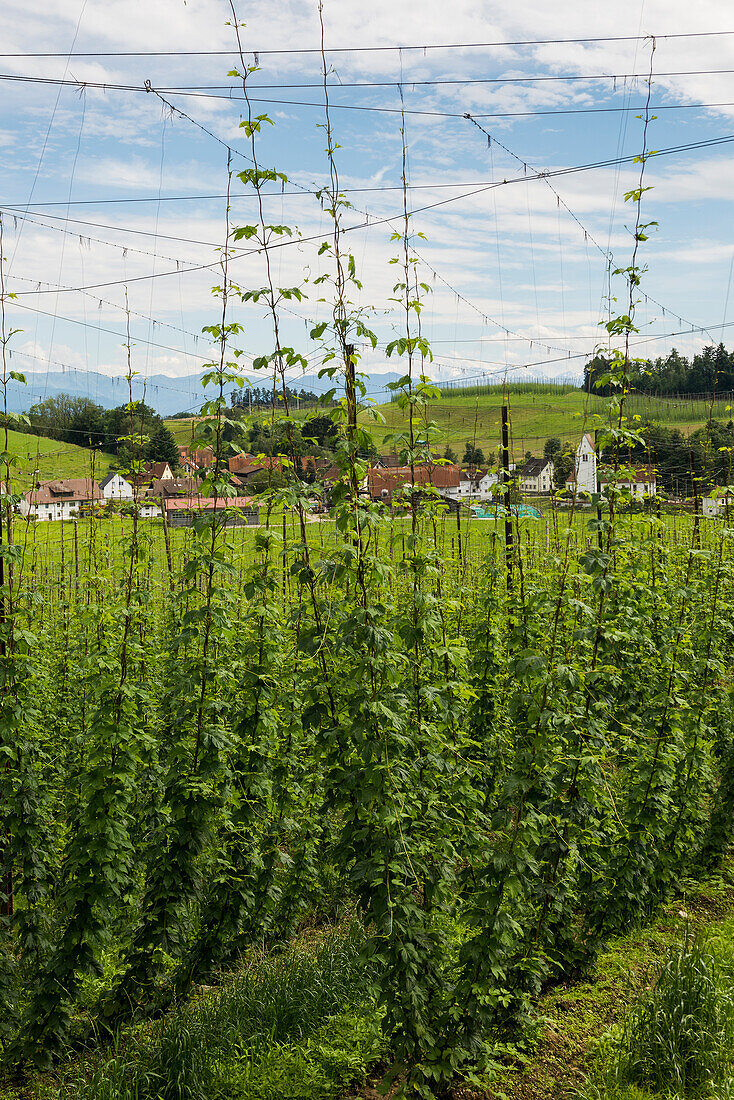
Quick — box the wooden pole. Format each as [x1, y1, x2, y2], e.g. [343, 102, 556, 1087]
[73, 520, 79, 584]
[502, 405, 513, 593]
[159, 499, 175, 592]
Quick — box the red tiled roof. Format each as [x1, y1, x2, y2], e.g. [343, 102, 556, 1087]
[367, 463, 464, 501]
[162, 495, 255, 511]
[26, 479, 103, 505]
[228, 452, 257, 474]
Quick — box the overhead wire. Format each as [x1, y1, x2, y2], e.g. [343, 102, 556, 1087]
[5, 86, 724, 388]
[8, 67, 734, 91]
[3, 29, 734, 57]
[6, 39, 731, 411]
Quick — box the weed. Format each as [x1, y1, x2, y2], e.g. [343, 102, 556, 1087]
[579, 931, 734, 1099]
[76, 925, 376, 1100]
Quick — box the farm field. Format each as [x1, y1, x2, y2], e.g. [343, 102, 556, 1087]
[166, 383, 734, 465]
[362, 384, 734, 459]
[1, 478, 733, 1098]
[3, 865, 734, 1100]
[3, 6, 734, 1095]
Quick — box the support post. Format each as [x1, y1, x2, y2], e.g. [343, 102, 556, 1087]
[502, 404, 513, 593]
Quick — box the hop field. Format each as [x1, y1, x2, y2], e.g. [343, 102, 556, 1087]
[1, 490, 733, 1094]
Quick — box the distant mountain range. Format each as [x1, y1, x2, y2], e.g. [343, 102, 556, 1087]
[6, 369, 404, 418]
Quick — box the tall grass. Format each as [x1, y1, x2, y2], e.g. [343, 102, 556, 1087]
[77, 924, 377, 1100]
[580, 930, 734, 1099]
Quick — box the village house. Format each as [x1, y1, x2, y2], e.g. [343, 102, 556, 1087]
[20, 479, 103, 522]
[133, 460, 175, 487]
[141, 476, 202, 508]
[178, 444, 215, 473]
[227, 453, 334, 486]
[519, 456, 554, 494]
[99, 472, 134, 501]
[703, 493, 734, 517]
[227, 452, 258, 476]
[598, 466, 657, 498]
[163, 496, 259, 527]
[366, 463, 497, 506]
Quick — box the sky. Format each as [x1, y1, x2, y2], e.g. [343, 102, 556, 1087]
[1, 0, 734, 415]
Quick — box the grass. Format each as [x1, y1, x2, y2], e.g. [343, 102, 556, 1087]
[577, 928, 734, 1099]
[1, 924, 383, 1100]
[365, 385, 734, 460]
[472, 866, 734, 1100]
[2, 428, 117, 486]
[164, 418, 201, 446]
[7, 507, 706, 581]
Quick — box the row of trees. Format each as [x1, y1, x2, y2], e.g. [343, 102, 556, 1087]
[622, 419, 734, 492]
[229, 384, 320, 410]
[584, 343, 734, 396]
[20, 395, 180, 469]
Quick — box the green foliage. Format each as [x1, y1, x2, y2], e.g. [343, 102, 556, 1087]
[22, 397, 173, 463]
[579, 932, 734, 1099]
[2, 47, 734, 1100]
[80, 928, 379, 1100]
[462, 441, 485, 465]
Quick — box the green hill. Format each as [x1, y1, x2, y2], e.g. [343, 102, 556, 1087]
[165, 384, 733, 465]
[364, 383, 733, 461]
[2, 429, 117, 488]
[164, 418, 199, 446]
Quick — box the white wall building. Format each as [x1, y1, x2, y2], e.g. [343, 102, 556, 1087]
[599, 467, 657, 498]
[519, 457, 554, 494]
[99, 472, 134, 500]
[435, 467, 498, 502]
[566, 433, 597, 496]
[575, 432, 597, 494]
[20, 479, 103, 522]
[703, 493, 733, 517]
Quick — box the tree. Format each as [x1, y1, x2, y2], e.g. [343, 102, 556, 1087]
[27, 395, 107, 447]
[443, 444, 457, 462]
[544, 437, 561, 461]
[463, 442, 485, 465]
[302, 414, 338, 452]
[146, 423, 180, 469]
[103, 402, 161, 455]
[248, 467, 290, 493]
[553, 442, 575, 489]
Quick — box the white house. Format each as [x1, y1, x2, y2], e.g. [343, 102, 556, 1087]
[567, 433, 597, 496]
[20, 479, 103, 522]
[519, 457, 554, 494]
[99, 472, 134, 501]
[438, 466, 498, 502]
[598, 467, 657, 498]
[703, 493, 733, 517]
[367, 463, 497, 505]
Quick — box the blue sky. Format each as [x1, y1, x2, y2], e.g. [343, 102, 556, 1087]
[1, 0, 734, 414]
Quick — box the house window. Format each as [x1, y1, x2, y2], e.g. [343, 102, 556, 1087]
[582, 454, 588, 462]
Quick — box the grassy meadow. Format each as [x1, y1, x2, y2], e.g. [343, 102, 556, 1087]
[367, 384, 734, 459]
[2, 427, 117, 487]
[164, 383, 734, 466]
